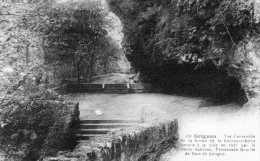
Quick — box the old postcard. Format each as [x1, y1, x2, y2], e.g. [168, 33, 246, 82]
[0, 0, 259, 161]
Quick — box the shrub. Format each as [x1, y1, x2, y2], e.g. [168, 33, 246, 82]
[0, 89, 77, 161]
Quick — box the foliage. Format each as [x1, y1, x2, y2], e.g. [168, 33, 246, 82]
[0, 2, 80, 160]
[23, 0, 121, 82]
[0, 86, 77, 161]
[107, 0, 255, 102]
[108, 0, 258, 69]
[0, 0, 122, 94]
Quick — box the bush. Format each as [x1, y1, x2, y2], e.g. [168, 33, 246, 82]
[0, 89, 77, 161]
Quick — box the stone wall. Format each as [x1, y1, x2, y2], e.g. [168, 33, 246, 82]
[43, 120, 178, 161]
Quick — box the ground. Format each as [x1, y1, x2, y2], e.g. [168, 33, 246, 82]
[64, 93, 241, 120]
[64, 93, 260, 161]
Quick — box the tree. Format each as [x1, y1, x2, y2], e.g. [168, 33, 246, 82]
[37, 0, 115, 83]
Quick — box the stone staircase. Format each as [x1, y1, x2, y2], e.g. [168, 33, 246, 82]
[66, 83, 153, 93]
[66, 84, 103, 93]
[76, 119, 139, 142]
[104, 84, 129, 94]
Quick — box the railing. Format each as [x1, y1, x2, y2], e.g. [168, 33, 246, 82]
[62, 73, 131, 84]
[66, 83, 154, 93]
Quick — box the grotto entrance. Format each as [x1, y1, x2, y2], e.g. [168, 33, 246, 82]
[138, 62, 248, 105]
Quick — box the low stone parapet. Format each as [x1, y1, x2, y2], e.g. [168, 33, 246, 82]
[43, 119, 178, 161]
[66, 83, 154, 93]
[129, 83, 153, 93]
[66, 84, 104, 93]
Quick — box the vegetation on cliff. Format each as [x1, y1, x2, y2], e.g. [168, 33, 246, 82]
[0, 0, 125, 95]
[109, 0, 257, 68]
[0, 0, 118, 160]
[108, 0, 258, 103]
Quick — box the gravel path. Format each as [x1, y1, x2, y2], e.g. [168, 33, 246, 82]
[64, 93, 241, 121]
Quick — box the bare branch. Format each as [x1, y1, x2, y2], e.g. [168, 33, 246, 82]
[222, 21, 238, 48]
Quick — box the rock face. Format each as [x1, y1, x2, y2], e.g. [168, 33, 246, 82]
[43, 120, 178, 161]
[230, 35, 260, 110]
[231, 36, 260, 99]
[0, 100, 80, 161]
[39, 101, 80, 159]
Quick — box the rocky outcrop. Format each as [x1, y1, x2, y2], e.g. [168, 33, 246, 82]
[230, 36, 260, 99]
[39, 101, 80, 159]
[229, 35, 260, 111]
[43, 120, 178, 161]
[0, 100, 80, 161]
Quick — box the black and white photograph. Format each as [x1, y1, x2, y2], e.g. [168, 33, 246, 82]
[0, 0, 259, 160]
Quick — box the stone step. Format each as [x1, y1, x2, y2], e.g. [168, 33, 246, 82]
[77, 140, 91, 143]
[129, 83, 152, 89]
[76, 134, 104, 140]
[66, 83, 154, 93]
[105, 85, 127, 88]
[66, 84, 104, 93]
[79, 123, 138, 129]
[77, 119, 140, 141]
[68, 90, 104, 93]
[77, 128, 120, 134]
[68, 89, 129, 93]
[104, 90, 129, 94]
[105, 84, 127, 87]
[104, 88, 128, 90]
[129, 89, 152, 93]
[79, 119, 139, 124]
[104, 84, 128, 90]
[67, 84, 103, 89]
[104, 87, 127, 90]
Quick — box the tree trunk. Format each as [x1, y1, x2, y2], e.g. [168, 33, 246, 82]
[77, 59, 81, 85]
[42, 37, 45, 64]
[87, 55, 94, 83]
[25, 42, 30, 66]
